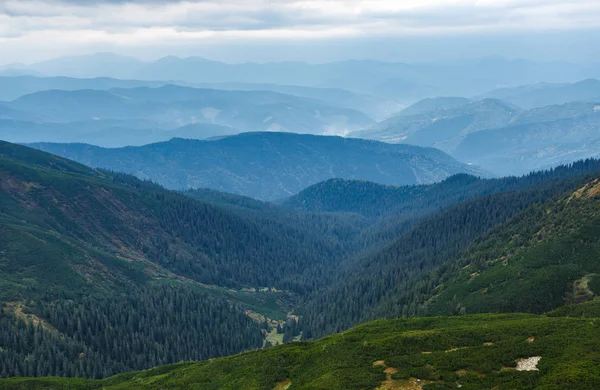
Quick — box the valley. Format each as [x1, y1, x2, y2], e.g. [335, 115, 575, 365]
[2, 140, 600, 387]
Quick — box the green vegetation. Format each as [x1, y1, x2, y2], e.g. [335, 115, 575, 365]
[0, 141, 343, 378]
[301, 164, 600, 338]
[0, 287, 263, 379]
[282, 161, 600, 251]
[0, 140, 354, 297]
[4, 140, 600, 386]
[3, 314, 600, 389]
[548, 298, 600, 318]
[419, 179, 600, 317]
[282, 161, 600, 219]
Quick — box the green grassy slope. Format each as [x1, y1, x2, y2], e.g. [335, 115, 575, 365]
[3, 313, 600, 389]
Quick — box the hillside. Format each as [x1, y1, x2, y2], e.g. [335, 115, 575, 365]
[351, 98, 520, 150]
[3, 313, 600, 389]
[480, 78, 600, 109]
[0, 142, 344, 294]
[419, 178, 600, 317]
[352, 98, 600, 176]
[454, 102, 600, 175]
[0, 141, 366, 378]
[282, 161, 600, 219]
[300, 160, 600, 337]
[4, 142, 600, 386]
[28, 133, 484, 200]
[298, 176, 600, 344]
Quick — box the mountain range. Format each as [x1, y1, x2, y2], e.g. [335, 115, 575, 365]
[0, 82, 383, 148]
[455, 103, 600, 175]
[351, 98, 520, 147]
[0, 76, 178, 102]
[6, 53, 600, 98]
[352, 95, 600, 175]
[1, 85, 373, 136]
[27, 132, 485, 200]
[0, 120, 241, 148]
[298, 160, 600, 338]
[0, 76, 399, 121]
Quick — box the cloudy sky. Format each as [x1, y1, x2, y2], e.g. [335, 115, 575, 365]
[1, 0, 599, 64]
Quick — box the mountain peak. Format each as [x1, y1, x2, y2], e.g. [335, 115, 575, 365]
[574, 78, 600, 86]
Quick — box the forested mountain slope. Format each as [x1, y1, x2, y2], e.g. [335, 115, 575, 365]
[4, 313, 600, 389]
[420, 178, 600, 316]
[300, 160, 600, 338]
[0, 141, 359, 378]
[281, 162, 600, 251]
[282, 165, 598, 218]
[0, 142, 346, 294]
[28, 132, 484, 200]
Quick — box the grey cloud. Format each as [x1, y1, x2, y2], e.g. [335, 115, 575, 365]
[2, 0, 599, 33]
[0, 0, 599, 61]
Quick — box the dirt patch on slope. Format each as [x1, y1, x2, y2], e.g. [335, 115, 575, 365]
[516, 357, 541, 371]
[273, 379, 291, 390]
[569, 179, 600, 201]
[373, 360, 432, 390]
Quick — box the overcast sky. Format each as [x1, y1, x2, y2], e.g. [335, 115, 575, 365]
[1, 0, 599, 64]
